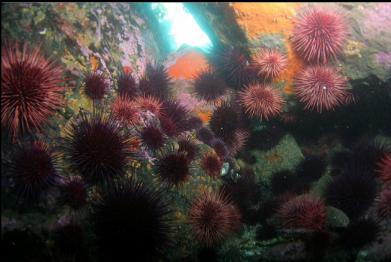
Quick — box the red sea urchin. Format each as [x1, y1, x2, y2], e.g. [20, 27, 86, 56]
[239, 84, 285, 120]
[110, 96, 140, 127]
[277, 194, 326, 231]
[193, 69, 228, 102]
[188, 190, 241, 246]
[1, 43, 63, 141]
[91, 178, 172, 262]
[84, 72, 108, 101]
[253, 49, 288, 79]
[63, 111, 137, 185]
[294, 66, 350, 112]
[135, 95, 163, 118]
[228, 129, 249, 156]
[7, 140, 61, 202]
[378, 154, 391, 184]
[292, 8, 346, 64]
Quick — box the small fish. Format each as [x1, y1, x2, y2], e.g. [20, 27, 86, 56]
[90, 55, 100, 72]
[123, 66, 133, 74]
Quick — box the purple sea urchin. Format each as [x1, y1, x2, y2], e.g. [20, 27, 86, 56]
[139, 64, 172, 100]
[61, 176, 87, 210]
[156, 151, 191, 186]
[178, 136, 199, 161]
[91, 178, 172, 262]
[193, 69, 228, 102]
[84, 72, 108, 101]
[117, 72, 137, 98]
[159, 100, 190, 137]
[140, 125, 165, 150]
[7, 140, 61, 202]
[209, 101, 240, 145]
[324, 171, 377, 219]
[63, 111, 137, 185]
[209, 44, 257, 89]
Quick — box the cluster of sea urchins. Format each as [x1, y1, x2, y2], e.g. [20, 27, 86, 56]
[291, 8, 353, 113]
[0, 5, 383, 260]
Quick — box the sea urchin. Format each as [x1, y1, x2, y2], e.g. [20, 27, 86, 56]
[156, 151, 191, 186]
[1, 43, 63, 141]
[376, 185, 391, 219]
[193, 69, 228, 102]
[200, 152, 223, 178]
[84, 72, 108, 101]
[253, 49, 288, 79]
[91, 178, 172, 262]
[239, 84, 285, 120]
[61, 176, 87, 210]
[117, 72, 137, 98]
[7, 140, 61, 202]
[378, 153, 391, 184]
[188, 190, 241, 246]
[63, 111, 136, 185]
[294, 66, 350, 112]
[140, 125, 165, 150]
[292, 8, 346, 64]
[110, 96, 140, 127]
[277, 194, 326, 231]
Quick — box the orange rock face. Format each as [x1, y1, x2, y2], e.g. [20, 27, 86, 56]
[168, 50, 209, 80]
[231, 3, 304, 94]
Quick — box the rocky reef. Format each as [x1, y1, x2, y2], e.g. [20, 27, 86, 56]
[2, 2, 391, 262]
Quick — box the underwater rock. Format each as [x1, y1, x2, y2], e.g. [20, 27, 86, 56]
[252, 134, 304, 178]
[325, 206, 350, 229]
[261, 241, 307, 261]
[361, 231, 391, 262]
